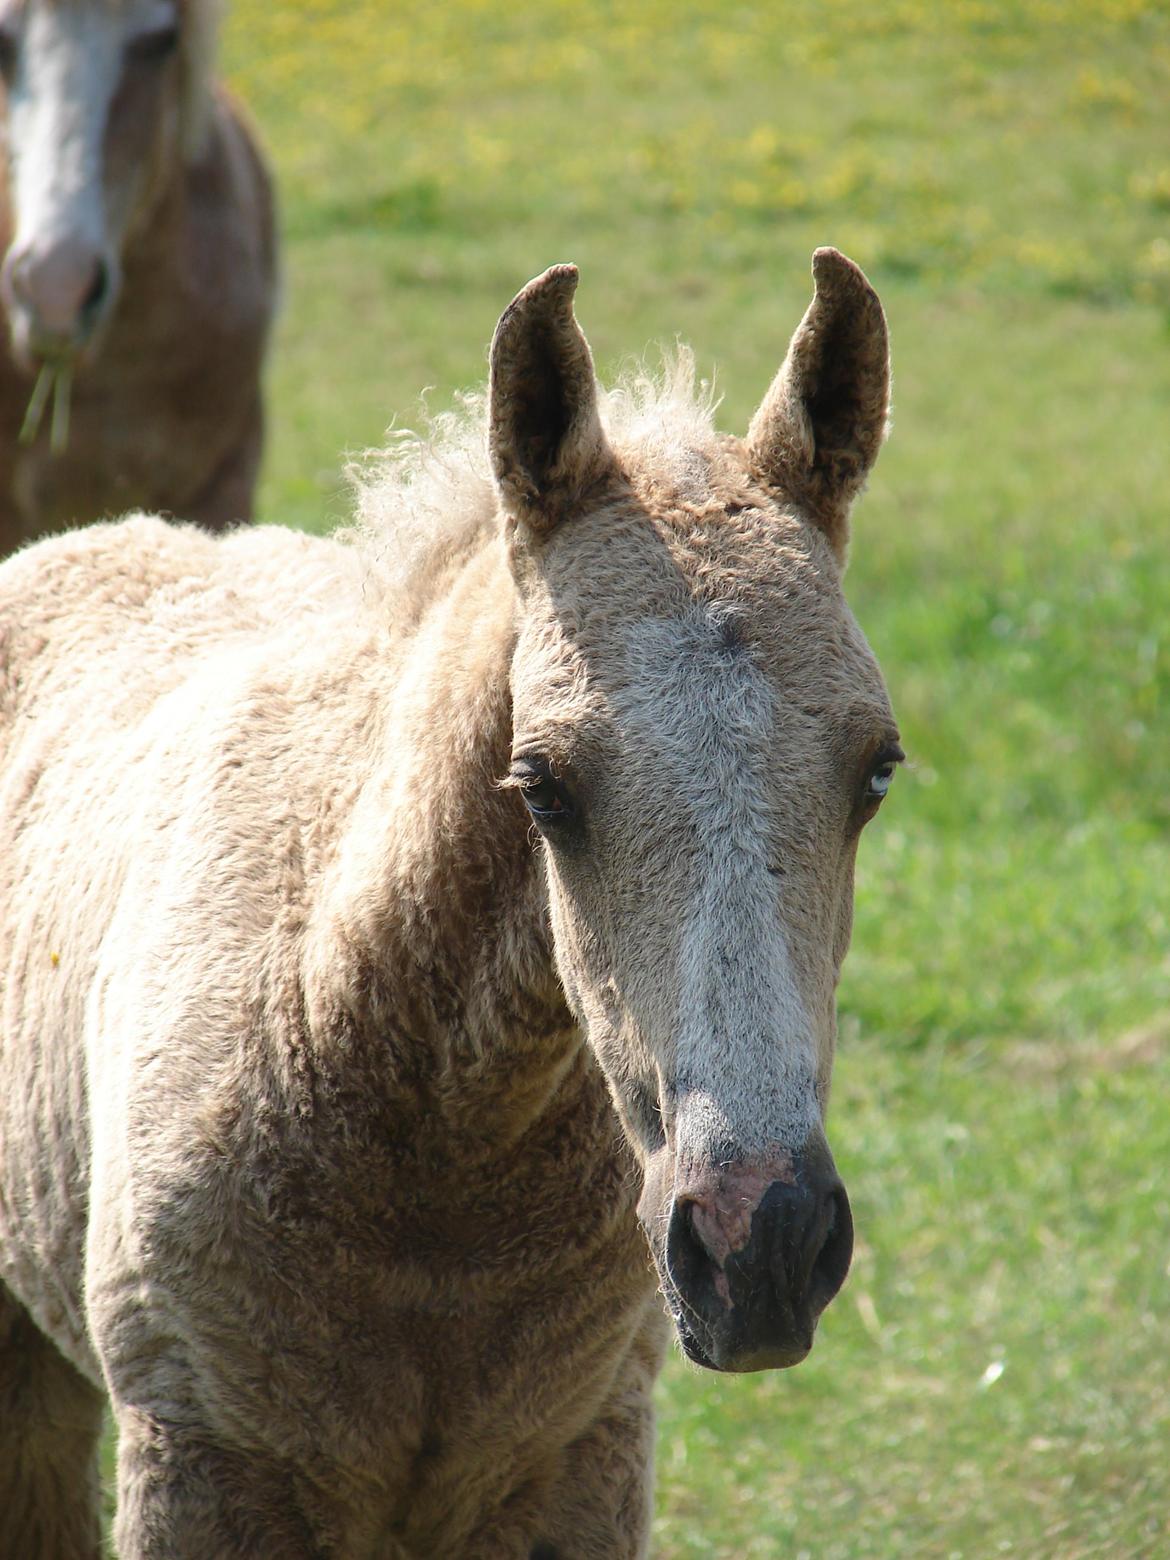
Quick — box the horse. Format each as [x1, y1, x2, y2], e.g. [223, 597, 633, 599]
[0, 0, 276, 557]
[0, 248, 899, 1558]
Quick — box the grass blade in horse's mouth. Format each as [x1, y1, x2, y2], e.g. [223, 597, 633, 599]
[18, 360, 55, 447]
[19, 359, 72, 455]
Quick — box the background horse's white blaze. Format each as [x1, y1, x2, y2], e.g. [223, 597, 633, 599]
[6, 7, 116, 262]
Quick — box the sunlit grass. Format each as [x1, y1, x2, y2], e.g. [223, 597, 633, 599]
[222, 0, 1170, 534]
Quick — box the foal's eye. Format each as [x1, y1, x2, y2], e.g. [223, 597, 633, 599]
[126, 26, 179, 65]
[509, 761, 574, 825]
[520, 774, 568, 818]
[866, 760, 897, 801]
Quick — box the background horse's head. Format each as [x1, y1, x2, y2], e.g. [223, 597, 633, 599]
[0, 0, 216, 367]
[492, 251, 898, 1373]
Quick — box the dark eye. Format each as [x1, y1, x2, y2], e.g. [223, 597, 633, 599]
[863, 743, 904, 808]
[0, 29, 19, 83]
[126, 26, 179, 65]
[510, 761, 574, 824]
[866, 760, 897, 801]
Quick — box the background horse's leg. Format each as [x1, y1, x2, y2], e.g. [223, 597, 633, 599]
[0, 1284, 105, 1560]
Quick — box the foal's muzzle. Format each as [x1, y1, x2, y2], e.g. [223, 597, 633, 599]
[647, 1137, 853, 1372]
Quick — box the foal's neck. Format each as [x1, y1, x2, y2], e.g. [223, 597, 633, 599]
[304, 533, 577, 1141]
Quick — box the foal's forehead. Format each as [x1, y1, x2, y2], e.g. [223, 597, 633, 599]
[524, 470, 893, 742]
[540, 475, 853, 661]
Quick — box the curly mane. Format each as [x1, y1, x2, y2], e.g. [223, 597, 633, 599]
[348, 347, 721, 625]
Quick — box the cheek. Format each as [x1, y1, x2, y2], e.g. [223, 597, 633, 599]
[830, 845, 859, 973]
[544, 864, 673, 1142]
[543, 871, 591, 1014]
[547, 881, 627, 1044]
[103, 68, 173, 208]
[832, 891, 855, 973]
[588, 1030, 669, 1164]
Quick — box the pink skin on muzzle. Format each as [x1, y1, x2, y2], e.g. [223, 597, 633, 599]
[674, 1155, 797, 1306]
[2, 235, 109, 353]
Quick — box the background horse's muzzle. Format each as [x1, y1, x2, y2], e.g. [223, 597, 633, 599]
[660, 1138, 854, 1372]
[2, 237, 116, 358]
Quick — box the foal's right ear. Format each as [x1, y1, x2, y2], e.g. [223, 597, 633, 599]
[489, 265, 615, 538]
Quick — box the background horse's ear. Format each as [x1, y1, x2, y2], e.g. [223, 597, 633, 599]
[489, 264, 615, 537]
[746, 248, 889, 566]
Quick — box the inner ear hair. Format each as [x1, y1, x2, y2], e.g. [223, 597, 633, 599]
[510, 321, 574, 496]
[746, 247, 890, 565]
[488, 264, 614, 537]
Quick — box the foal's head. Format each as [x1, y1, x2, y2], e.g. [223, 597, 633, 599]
[0, 0, 214, 365]
[492, 252, 899, 1372]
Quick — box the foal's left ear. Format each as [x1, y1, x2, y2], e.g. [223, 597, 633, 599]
[489, 264, 616, 537]
[746, 248, 890, 565]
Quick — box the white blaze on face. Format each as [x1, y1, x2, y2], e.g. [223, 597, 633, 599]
[4, 0, 178, 292]
[5, 5, 124, 266]
[619, 606, 823, 1166]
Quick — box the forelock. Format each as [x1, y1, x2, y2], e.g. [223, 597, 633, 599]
[346, 349, 725, 628]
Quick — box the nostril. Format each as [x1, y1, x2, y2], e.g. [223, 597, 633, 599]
[665, 1195, 721, 1298]
[5, 244, 112, 340]
[808, 1182, 854, 1315]
[80, 259, 109, 325]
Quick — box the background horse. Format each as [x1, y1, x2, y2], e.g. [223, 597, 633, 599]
[0, 249, 895, 1558]
[0, 0, 275, 556]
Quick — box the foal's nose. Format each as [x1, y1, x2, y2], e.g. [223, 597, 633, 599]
[666, 1138, 853, 1371]
[3, 236, 112, 346]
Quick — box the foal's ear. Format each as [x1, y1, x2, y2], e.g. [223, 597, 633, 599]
[746, 248, 889, 565]
[489, 264, 615, 537]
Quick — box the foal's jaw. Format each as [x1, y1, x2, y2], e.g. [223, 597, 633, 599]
[490, 251, 894, 1374]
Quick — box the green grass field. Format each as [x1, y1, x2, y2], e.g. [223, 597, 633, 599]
[112, 2, 1170, 1553]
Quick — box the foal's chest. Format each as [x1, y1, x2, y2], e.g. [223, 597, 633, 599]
[197, 1052, 657, 1505]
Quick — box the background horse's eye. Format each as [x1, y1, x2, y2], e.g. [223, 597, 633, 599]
[866, 760, 897, 801]
[126, 27, 179, 65]
[0, 30, 19, 83]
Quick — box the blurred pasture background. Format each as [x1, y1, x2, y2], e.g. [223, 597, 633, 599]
[216, 2, 1170, 1553]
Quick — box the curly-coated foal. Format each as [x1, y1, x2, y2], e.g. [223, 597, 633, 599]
[0, 249, 898, 1557]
